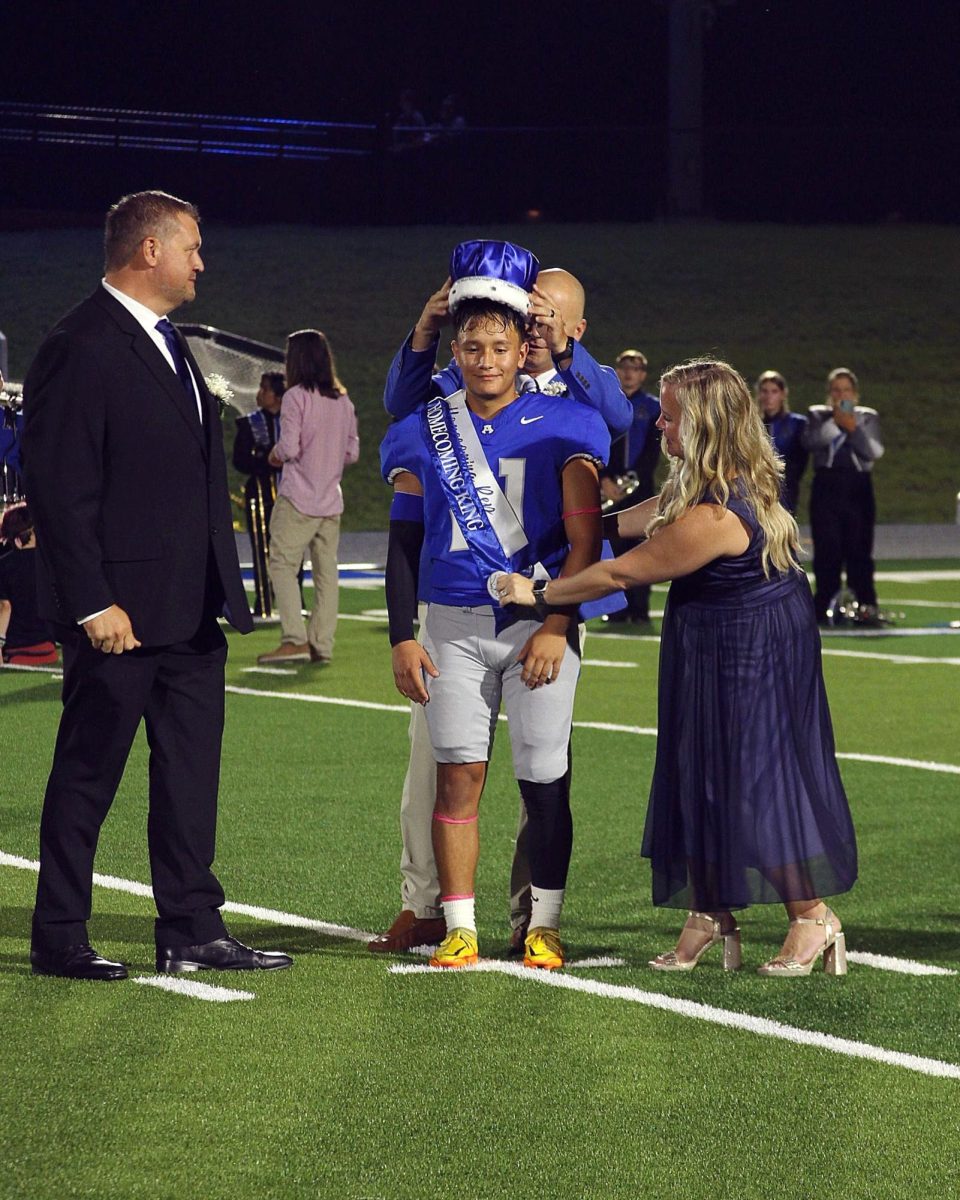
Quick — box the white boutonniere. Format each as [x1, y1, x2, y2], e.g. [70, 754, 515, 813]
[540, 380, 568, 396]
[205, 373, 235, 416]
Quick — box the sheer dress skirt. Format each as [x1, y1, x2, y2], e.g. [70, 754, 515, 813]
[641, 574, 858, 910]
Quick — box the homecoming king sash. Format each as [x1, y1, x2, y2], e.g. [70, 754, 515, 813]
[421, 390, 530, 629]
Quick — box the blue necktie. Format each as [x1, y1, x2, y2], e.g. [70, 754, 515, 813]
[155, 318, 198, 412]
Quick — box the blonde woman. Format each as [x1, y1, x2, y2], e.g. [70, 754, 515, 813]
[496, 359, 857, 976]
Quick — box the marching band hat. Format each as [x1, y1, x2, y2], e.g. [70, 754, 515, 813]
[448, 240, 539, 317]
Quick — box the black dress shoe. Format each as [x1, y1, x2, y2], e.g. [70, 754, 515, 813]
[156, 934, 293, 974]
[31, 943, 128, 981]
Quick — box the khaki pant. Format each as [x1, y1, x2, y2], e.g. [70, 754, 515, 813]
[267, 495, 340, 659]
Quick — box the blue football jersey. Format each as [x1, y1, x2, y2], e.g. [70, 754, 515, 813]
[381, 391, 609, 607]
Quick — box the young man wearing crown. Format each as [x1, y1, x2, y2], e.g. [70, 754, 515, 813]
[371, 244, 628, 959]
[381, 243, 609, 969]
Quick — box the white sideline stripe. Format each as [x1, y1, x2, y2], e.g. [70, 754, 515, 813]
[846, 951, 956, 977]
[837, 752, 960, 776]
[225, 685, 406, 715]
[242, 666, 299, 675]
[388, 961, 960, 1081]
[402, 942, 626, 969]
[875, 571, 960, 583]
[822, 648, 960, 666]
[0, 852, 375, 943]
[822, 628, 960, 641]
[134, 975, 255, 1002]
[222, 688, 960, 776]
[582, 659, 638, 669]
[0, 663, 62, 675]
[1, 852, 953, 982]
[590, 629, 960, 652]
[6, 671, 956, 776]
[884, 598, 960, 610]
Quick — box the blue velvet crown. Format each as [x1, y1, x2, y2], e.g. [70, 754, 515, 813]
[448, 240, 540, 317]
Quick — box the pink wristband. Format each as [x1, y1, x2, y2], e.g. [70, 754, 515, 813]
[562, 506, 601, 519]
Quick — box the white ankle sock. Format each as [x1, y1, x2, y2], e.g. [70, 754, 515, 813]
[441, 895, 476, 932]
[530, 886, 564, 931]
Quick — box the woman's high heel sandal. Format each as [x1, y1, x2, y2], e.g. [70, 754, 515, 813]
[649, 911, 742, 972]
[757, 908, 847, 977]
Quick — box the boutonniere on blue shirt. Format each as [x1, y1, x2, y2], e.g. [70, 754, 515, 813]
[540, 380, 568, 396]
[205, 373, 235, 417]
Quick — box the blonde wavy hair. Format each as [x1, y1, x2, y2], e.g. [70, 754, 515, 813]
[647, 359, 801, 576]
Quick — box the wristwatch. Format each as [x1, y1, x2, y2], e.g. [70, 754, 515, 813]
[552, 337, 575, 364]
[532, 577, 550, 615]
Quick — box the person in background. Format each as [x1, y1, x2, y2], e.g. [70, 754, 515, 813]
[233, 371, 284, 617]
[600, 349, 662, 625]
[392, 89, 427, 151]
[0, 502, 57, 666]
[497, 358, 857, 978]
[755, 370, 807, 514]
[1, 371, 25, 503]
[429, 94, 466, 141]
[257, 330, 359, 665]
[803, 368, 884, 625]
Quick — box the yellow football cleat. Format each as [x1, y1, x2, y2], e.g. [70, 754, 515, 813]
[430, 927, 479, 968]
[523, 926, 565, 970]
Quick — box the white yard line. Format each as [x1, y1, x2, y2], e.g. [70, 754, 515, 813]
[883, 598, 960, 610]
[821, 628, 960, 640]
[874, 571, 960, 583]
[3, 849, 958, 1062]
[388, 961, 960, 1081]
[846, 951, 955, 977]
[221, 687, 960, 776]
[134, 975, 255, 1002]
[590, 627, 960, 648]
[582, 659, 639, 669]
[4, 666, 956, 773]
[1, 852, 954, 982]
[824, 648, 960, 665]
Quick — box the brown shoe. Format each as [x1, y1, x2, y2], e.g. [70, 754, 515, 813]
[309, 646, 331, 664]
[368, 910, 446, 953]
[506, 922, 530, 958]
[257, 642, 310, 664]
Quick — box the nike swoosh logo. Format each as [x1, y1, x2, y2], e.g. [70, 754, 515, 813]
[520, 415, 544, 425]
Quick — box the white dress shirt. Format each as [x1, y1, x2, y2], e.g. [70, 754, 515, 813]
[100, 279, 203, 422]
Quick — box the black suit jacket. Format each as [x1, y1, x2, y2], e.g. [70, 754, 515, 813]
[22, 287, 253, 645]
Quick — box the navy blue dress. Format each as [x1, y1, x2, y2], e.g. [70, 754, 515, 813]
[641, 492, 857, 910]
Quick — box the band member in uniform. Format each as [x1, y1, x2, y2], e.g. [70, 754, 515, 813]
[233, 371, 284, 616]
[755, 370, 807, 515]
[1, 372, 25, 503]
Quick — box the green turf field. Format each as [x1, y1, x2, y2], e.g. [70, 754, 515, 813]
[1, 566, 958, 1200]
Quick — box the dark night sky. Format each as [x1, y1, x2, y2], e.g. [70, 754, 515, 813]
[5, 0, 958, 131]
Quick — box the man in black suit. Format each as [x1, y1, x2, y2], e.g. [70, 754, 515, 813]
[22, 190, 293, 980]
